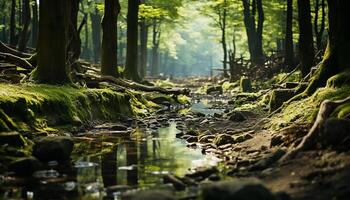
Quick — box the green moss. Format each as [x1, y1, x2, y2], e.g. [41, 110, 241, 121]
[0, 83, 134, 132]
[270, 85, 350, 130]
[326, 69, 350, 88]
[222, 81, 239, 91]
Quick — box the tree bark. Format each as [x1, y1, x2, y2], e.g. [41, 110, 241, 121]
[1, 1, 7, 43]
[90, 6, 102, 64]
[67, 0, 81, 61]
[297, 0, 315, 77]
[304, 0, 350, 95]
[30, 0, 71, 84]
[31, 0, 38, 48]
[315, 0, 326, 50]
[101, 0, 120, 77]
[139, 18, 148, 78]
[284, 0, 294, 71]
[9, 0, 16, 46]
[220, 0, 229, 77]
[125, 0, 141, 81]
[17, 0, 31, 52]
[151, 21, 160, 77]
[242, 0, 264, 65]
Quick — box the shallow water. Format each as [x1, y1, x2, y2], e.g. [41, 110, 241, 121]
[1, 123, 220, 200]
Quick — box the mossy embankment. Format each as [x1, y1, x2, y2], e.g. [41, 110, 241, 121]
[0, 83, 161, 133]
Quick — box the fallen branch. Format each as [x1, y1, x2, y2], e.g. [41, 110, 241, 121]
[76, 73, 190, 95]
[0, 52, 34, 70]
[0, 41, 32, 58]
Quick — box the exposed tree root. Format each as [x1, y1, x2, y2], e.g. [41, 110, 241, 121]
[76, 73, 190, 95]
[281, 96, 350, 161]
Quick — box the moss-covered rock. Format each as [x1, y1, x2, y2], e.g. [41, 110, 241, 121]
[240, 77, 252, 92]
[269, 89, 296, 112]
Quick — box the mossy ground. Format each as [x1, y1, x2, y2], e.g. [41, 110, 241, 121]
[0, 83, 164, 133]
[270, 85, 350, 130]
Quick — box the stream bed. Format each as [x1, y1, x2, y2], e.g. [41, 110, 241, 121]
[1, 100, 226, 200]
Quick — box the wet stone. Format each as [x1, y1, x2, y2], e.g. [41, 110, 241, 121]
[228, 111, 247, 122]
[0, 131, 26, 147]
[186, 136, 198, 143]
[33, 136, 74, 162]
[214, 134, 235, 146]
[199, 135, 215, 143]
[9, 157, 42, 177]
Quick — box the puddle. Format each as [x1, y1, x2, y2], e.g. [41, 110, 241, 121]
[0, 123, 220, 200]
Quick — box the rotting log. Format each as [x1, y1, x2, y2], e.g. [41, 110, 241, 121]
[76, 73, 190, 95]
[0, 52, 33, 69]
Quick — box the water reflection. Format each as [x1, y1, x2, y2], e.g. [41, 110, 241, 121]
[1, 123, 219, 200]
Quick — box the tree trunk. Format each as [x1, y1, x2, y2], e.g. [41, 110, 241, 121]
[297, 0, 315, 77]
[9, 0, 16, 46]
[304, 0, 350, 95]
[101, 0, 120, 77]
[90, 7, 101, 64]
[151, 21, 160, 77]
[118, 27, 125, 65]
[30, 0, 71, 84]
[67, 0, 81, 61]
[31, 0, 38, 48]
[139, 18, 148, 78]
[315, 0, 326, 50]
[1, 1, 6, 42]
[125, 0, 141, 81]
[284, 0, 294, 70]
[221, 0, 229, 77]
[242, 0, 264, 65]
[17, 0, 30, 52]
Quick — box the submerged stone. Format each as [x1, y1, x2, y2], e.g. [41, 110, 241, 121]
[9, 157, 42, 177]
[202, 178, 276, 200]
[123, 190, 175, 200]
[32, 136, 74, 162]
[0, 131, 26, 147]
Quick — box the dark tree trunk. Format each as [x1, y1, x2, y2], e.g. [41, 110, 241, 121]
[151, 21, 160, 77]
[9, 0, 16, 46]
[101, 149, 117, 187]
[315, 0, 326, 50]
[17, 0, 30, 52]
[304, 0, 350, 95]
[101, 0, 120, 77]
[139, 19, 148, 78]
[242, 0, 264, 65]
[67, 0, 81, 61]
[297, 0, 315, 77]
[31, 0, 71, 84]
[229, 34, 236, 82]
[31, 0, 38, 48]
[90, 7, 101, 64]
[125, 0, 141, 81]
[221, 0, 229, 77]
[1, 1, 6, 42]
[284, 0, 294, 70]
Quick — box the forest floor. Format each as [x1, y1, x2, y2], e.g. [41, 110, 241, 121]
[1, 75, 350, 200]
[173, 77, 350, 200]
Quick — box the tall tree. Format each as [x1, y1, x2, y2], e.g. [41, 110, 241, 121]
[9, 0, 16, 45]
[314, 0, 326, 51]
[101, 0, 121, 77]
[30, 0, 71, 84]
[297, 0, 315, 77]
[31, 0, 38, 48]
[17, 0, 30, 52]
[304, 0, 350, 95]
[67, 0, 81, 61]
[125, 0, 141, 81]
[242, 0, 265, 65]
[151, 20, 160, 77]
[90, 4, 102, 64]
[284, 0, 294, 71]
[139, 0, 149, 78]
